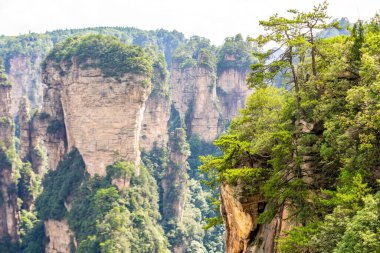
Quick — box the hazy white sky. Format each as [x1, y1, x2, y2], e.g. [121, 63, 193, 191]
[0, 0, 379, 45]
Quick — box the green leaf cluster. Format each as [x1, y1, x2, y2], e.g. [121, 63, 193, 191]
[43, 34, 154, 78]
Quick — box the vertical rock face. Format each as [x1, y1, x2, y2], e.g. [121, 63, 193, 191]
[41, 63, 152, 177]
[217, 68, 252, 121]
[220, 184, 262, 253]
[140, 93, 170, 151]
[31, 36, 154, 253]
[0, 81, 19, 243]
[44, 219, 75, 253]
[162, 128, 189, 222]
[221, 183, 291, 253]
[171, 64, 222, 142]
[18, 97, 31, 161]
[30, 80, 66, 174]
[8, 55, 44, 115]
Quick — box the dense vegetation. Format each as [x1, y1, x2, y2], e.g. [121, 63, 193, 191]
[201, 2, 380, 253]
[0, 58, 11, 86]
[69, 162, 169, 253]
[217, 34, 255, 74]
[0, 27, 185, 70]
[21, 148, 169, 253]
[43, 34, 153, 78]
[172, 36, 217, 72]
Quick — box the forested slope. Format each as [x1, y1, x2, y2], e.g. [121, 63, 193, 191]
[201, 2, 380, 253]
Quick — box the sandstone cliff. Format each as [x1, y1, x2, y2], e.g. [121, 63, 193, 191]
[140, 93, 170, 151]
[31, 36, 154, 253]
[0, 76, 19, 243]
[162, 128, 190, 221]
[30, 79, 66, 175]
[18, 97, 31, 162]
[217, 68, 252, 121]
[8, 55, 45, 115]
[44, 219, 76, 253]
[140, 54, 170, 151]
[40, 62, 151, 176]
[221, 183, 291, 253]
[171, 64, 222, 142]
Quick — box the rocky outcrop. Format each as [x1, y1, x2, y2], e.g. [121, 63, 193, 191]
[44, 219, 75, 253]
[162, 128, 190, 222]
[8, 55, 45, 115]
[171, 64, 222, 142]
[248, 206, 291, 253]
[39, 63, 151, 176]
[140, 93, 170, 151]
[30, 82, 66, 174]
[18, 97, 31, 161]
[217, 68, 252, 121]
[221, 183, 291, 253]
[221, 184, 263, 253]
[0, 80, 19, 243]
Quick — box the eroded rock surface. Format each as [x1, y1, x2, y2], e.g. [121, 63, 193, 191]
[0, 83, 19, 243]
[221, 183, 292, 253]
[8, 55, 45, 115]
[171, 64, 222, 142]
[217, 68, 252, 121]
[45, 219, 75, 253]
[140, 93, 170, 151]
[40, 63, 151, 176]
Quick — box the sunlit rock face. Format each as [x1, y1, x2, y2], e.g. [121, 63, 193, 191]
[171, 64, 222, 142]
[44, 219, 75, 253]
[140, 93, 170, 151]
[221, 183, 292, 253]
[40, 61, 152, 176]
[217, 68, 252, 121]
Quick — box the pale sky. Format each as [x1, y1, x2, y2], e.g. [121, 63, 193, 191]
[0, 0, 379, 45]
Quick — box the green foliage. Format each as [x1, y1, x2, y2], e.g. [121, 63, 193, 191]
[217, 34, 255, 74]
[18, 162, 41, 210]
[147, 47, 170, 97]
[20, 220, 45, 253]
[172, 36, 216, 72]
[35, 148, 87, 220]
[106, 160, 134, 183]
[200, 4, 380, 252]
[68, 162, 169, 253]
[168, 104, 182, 132]
[187, 135, 220, 180]
[44, 34, 153, 78]
[0, 58, 11, 86]
[0, 146, 12, 169]
[334, 193, 380, 253]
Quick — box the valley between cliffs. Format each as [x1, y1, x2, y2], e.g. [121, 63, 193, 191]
[0, 30, 254, 253]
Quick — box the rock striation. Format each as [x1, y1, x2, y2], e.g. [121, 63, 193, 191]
[8, 55, 45, 115]
[171, 64, 222, 142]
[40, 63, 151, 176]
[162, 128, 190, 221]
[140, 93, 170, 151]
[0, 72, 19, 243]
[221, 183, 292, 253]
[44, 219, 76, 253]
[31, 35, 154, 253]
[217, 68, 252, 121]
[18, 97, 31, 161]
